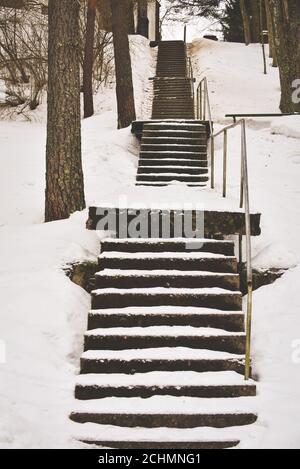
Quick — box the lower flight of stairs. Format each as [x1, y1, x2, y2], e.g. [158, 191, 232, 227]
[71, 238, 257, 449]
[136, 121, 209, 187]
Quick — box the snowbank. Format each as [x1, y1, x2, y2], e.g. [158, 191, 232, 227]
[190, 39, 281, 122]
[271, 116, 300, 140]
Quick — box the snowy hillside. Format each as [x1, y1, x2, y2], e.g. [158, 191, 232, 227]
[0, 36, 300, 448]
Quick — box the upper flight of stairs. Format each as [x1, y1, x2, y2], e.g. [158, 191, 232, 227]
[136, 40, 207, 187]
[71, 238, 257, 449]
[152, 41, 194, 120]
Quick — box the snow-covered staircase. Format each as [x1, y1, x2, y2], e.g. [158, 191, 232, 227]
[71, 238, 257, 449]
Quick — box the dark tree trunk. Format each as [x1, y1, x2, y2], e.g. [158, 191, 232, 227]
[269, 0, 300, 112]
[45, 0, 85, 222]
[137, 0, 149, 38]
[110, 0, 136, 129]
[265, 0, 278, 65]
[83, 0, 97, 118]
[240, 0, 252, 45]
[126, 0, 135, 34]
[247, 0, 261, 42]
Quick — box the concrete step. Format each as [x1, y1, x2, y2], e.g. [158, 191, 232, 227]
[98, 251, 238, 273]
[141, 137, 206, 146]
[91, 287, 242, 310]
[137, 166, 208, 175]
[143, 130, 206, 138]
[87, 307, 245, 332]
[139, 158, 208, 167]
[140, 151, 207, 160]
[84, 326, 245, 354]
[135, 182, 207, 187]
[73, 423, 240, 449]
[144, 122, 206, 131]
[141, 144, 205, 153]
[94, 269, 239, 290]
[70, 395, 257, 428]
[152, 114, 195, 120]
[80, 348, 246, 374]
[75, 371, 256, 400]
[100, 238, 235, 255]
[136, 174, 209, 183]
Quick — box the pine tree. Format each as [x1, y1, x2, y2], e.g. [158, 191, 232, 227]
[269, 0, 300, 112]
[45, 0, 85, 222]
[83, 0, 97, 118]
[110, 0, 136, 129]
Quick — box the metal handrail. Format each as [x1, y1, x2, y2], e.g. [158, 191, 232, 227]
[197, 77, 253, 380]
[212, 119, 253, 381]
[187, 57, 195, 101]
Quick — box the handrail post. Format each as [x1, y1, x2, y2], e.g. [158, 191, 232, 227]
[223, 129, 227, 198]
[210, 136, 215, 189]
[241, 119, 253, 381]
[184, 25, 187, 44]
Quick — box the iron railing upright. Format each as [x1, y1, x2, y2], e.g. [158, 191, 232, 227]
[196, 78, 253, 380]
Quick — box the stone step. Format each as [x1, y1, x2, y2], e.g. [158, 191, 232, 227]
[87, 307, 245, 332]
[141, 137, 206, 146]
[139, 158, 208, 167]
[136, 174, 209, 183]
[70, 395, 257, 428]
[137, 166, 208, 175]
[143, 130, 206, 138]
[98, 251, 238, 273]
[100, 238, 235, 255]
[73, 423, 240, 449]
[135, 182, 207, 187]
[91, 288, 242, 310]
[151, 114, 195, 120]
[139, 151, 207, 160]
[94, 269, 239, 290]
[141, 144, 205, 153]
[84, 326, 245, 354]
[80, 348, 246, 374]
[75, 371, 256, 400]
[143, 122, 206, 131]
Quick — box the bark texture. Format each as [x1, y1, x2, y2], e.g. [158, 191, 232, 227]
[45, 0, 85, 222]
[240, 0, 252, 45]
[110, 0, 136, 129]
[83, 0, 97, 118]
[269, 0, 300, 112]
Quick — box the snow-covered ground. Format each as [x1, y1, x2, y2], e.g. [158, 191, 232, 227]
[0, 35, 300, 448]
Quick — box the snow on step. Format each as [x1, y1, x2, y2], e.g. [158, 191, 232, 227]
[75, 370, 253, 388]
[91, 287, 240, 295]
[71, 395, 257, 415]
[88, 306, 243, 317]
[81, 347, 243, 361]
[95, 269, 237, 277]
[137, 172, 206, 177]
[73, 423, 241, 449]
[85, 326, 244, 338]
[138, 165, 205, 170]
[99, 251, 229, 259]
[101, 238, 232, 245]
[135, 181, 207, 186]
